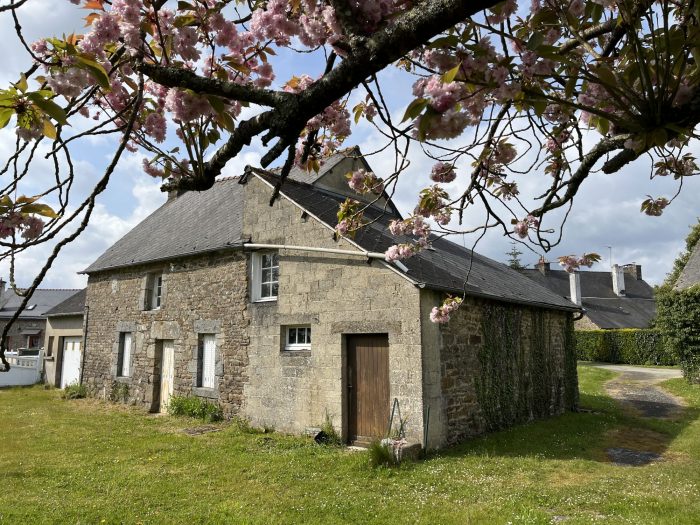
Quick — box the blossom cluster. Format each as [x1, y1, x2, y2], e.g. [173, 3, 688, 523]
[429, 296, 463, 324]
[557, 253, 600, 273]
[0, 213, 45, 241]
[513, 215, 539, 239]
[346, 169, 384, 195]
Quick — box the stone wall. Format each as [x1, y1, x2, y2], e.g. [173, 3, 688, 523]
[432, 296, 576, 446]
[241, 176, 424, 441]
[82, 252, 250, 415]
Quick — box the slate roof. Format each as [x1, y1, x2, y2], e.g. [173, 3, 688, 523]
[84, 163, 578, 312]
[0, 288, 82, 319]
[254, 173, 577, 311]
[675, 243, 700, 290]
[285, 148, 354, 185]
[522, 268, 656, 329]
[83, 178, 245, 273]
[44, 288, 86, 317]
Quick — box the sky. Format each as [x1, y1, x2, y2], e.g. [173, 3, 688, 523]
[1, 1, 699, 291]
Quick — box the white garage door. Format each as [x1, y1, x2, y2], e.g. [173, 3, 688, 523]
[61, 336, 82, 389]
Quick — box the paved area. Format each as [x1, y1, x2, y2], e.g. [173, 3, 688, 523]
[590, 364, 684, 418]
[588, 364, 685, 466]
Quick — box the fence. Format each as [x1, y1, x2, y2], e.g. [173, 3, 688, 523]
[0, 351, 43, 387]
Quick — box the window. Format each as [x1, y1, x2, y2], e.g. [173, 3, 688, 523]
[285, 326, 311, 351]
[47, 336, 54, 357]
[142, 273, 163, 310]
[150, 274, 163, 309]
[117, 332, 132, 377]
[28, 335, 41, 348]
[252, 252, 279, 301]
[197, 334, 216, 389]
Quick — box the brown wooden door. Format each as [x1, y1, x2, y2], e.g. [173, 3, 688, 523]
[347, 334, 390, 445]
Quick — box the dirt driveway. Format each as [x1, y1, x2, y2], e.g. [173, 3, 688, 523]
[588, 363, 684, 418]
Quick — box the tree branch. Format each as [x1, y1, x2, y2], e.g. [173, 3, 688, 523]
[138, 63, 294, 107]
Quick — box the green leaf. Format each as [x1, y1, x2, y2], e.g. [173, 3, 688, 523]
[15, 74, 28, 93]
[174, 15, 197, 28]
[531, 99, 547, 117]
[43, 120, 57, 139]
[0, 108, 13, 129]
[441, 64, 461, 84]
[27, 93, 68, 125]
[401, 98, 428, 123]
[526, 33, 544, 51]
[206, 95, 226, 115]
[76, 56, 110, 90]
[591, 64, 616, 87]
[20, 202, 59, 218]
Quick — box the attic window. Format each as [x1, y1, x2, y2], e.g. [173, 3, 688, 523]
[26, 304, 36, 310]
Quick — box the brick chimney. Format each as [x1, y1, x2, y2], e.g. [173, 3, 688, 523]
[536, 256, 550, 275]
[623, 263, 642, 280]
[569, 271, 582, 306]
[612, 264, 626, 296]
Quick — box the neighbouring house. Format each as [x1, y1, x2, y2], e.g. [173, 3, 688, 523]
[81, 148, 580, 448]
[0, 279, 80, 354]
[674, 241, 700, 290]
[522, 260, 656, 330]
[43, 288, 86, 388]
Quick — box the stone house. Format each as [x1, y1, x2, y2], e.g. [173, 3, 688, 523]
[675, 241, 700, 290]
[0, 279, 80, 354]
[43, 289, 86, 388]
[523, 260, 656, 330]
[81, 149, 579, 448]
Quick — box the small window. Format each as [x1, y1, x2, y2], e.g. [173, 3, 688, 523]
[196, 334, 216, 389]
[117, 332, 132, 377]
[47, 336, 54, 357]
[285, 326, 311, 351]
[150, 274, 163, 310]
[252, 252, 279, 302]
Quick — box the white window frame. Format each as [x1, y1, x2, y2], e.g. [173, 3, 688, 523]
[197, 334, 216, 389]
[150, 273, 163, 310]
[284, 325, 311, 351]
[118, 332, 132, 377]
[252, 251, 279, 302]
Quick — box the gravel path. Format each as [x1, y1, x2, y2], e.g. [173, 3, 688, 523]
[588, 364, 685, 466]
[589, 363, 684, 418]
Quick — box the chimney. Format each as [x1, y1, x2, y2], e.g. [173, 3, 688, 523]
[569, 271, 582, 306]
[623, 263, 642, 280]
[0, 278, 5, 303]
[612, 264, 626, 296]
[536, 256, 550, 275]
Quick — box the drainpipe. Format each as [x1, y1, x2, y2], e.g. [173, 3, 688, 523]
[79, 305, 89, 385]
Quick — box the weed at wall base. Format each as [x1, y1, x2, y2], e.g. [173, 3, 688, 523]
[168, 395, 223, 422]
[61, 383, 87, 400]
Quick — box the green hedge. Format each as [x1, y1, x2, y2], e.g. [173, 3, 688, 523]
[656, 286, 700, 383]
[576, 329, 675, 365]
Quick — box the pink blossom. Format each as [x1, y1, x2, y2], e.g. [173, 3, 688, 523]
[21, 217, 44, 240]
[430, 162, 457, 183]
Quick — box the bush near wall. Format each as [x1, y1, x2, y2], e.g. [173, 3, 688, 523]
[576, 329, 675, 366]
[656, 286, 700, 383]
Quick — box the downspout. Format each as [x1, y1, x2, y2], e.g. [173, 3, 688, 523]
[79, 305, 89, 385]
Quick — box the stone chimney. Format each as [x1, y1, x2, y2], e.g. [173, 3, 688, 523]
[0, 277, 5, 303]
[569, 271, 582, 306]
[612, 264, 626, 296]
[536, 256, 550, 275]
[623, 263, 642, 280]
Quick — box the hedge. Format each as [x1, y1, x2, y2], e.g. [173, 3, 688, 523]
[576, 329, 676, 366]
[656, 285, 700, 383]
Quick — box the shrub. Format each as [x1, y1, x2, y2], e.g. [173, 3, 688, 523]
[168, 395, 223, 422]
[368, 440, 398, 468]
[109, 382, 129, 403]
[318, 411, 343, 446]
[656, 286, 700, 383]
[575, 329, 674, 365]
[61, 383, 87, 400]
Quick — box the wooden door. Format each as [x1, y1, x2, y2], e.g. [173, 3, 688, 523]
[160, 340, 175, 413]
[60, 337, 82, 388]
[347, 334, 390, 445]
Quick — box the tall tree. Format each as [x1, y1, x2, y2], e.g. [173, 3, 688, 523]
[0, 0, 698, 367]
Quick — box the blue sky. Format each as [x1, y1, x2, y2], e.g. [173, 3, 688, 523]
[1, 1, 699, 290]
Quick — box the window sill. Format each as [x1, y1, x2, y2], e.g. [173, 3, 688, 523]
[252, 297, 278, 304]
[282, 348, 311, 357]
[192, 386, 218, 399]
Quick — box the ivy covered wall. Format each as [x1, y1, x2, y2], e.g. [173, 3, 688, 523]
[438, 297, 577, 445]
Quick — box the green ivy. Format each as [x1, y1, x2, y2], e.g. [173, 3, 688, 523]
[656, 286, 700, 383]
[476, 306, 577, 433]
[575, 329, 674, 365]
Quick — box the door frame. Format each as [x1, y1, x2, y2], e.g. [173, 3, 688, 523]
[344, 333, 390, 446]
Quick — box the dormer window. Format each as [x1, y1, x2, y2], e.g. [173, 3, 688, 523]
[26, 304, 36, 310]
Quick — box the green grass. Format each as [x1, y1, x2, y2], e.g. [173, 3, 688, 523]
[1, 364, 699, 524]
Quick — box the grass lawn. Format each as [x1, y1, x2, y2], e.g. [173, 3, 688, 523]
[1, 364, 699, 524]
